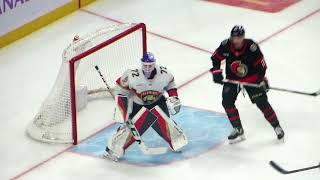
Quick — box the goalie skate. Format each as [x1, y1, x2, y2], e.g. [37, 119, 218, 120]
[103, 148, 119, 162]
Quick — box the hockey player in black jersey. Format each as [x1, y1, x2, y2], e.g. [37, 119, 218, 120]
[210, 25, 284, 143]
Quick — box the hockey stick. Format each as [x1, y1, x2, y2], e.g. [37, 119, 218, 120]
[223, 80, 320, 97]
[126, 118, 168, 155]
[88, 87, 108, 95]
[223, 79, 261, 88]
[269, 161, 320, 174]
[269, 87, 320, 97]
[94, 65, 168, 155]
[94, 66, 115, 98]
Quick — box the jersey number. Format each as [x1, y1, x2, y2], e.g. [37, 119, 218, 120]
[131, 69, 139, 77]
[160, 66, 167, 74]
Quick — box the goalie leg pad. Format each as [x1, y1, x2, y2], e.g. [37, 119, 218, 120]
[107, 107, 158, 158]
[151, 106, 188, 151]
[107, 125, 133, 158]
[131, 106, 158, 135]
[114, 95, 131, 123]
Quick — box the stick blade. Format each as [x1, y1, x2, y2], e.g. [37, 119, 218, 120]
[139, 142, 168, 155]
[269, 161, 289, 174]
[309, 88, 320, 96]
[313, 89, 320, 96]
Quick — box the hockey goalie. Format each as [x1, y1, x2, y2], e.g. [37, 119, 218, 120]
[104, 52, 188, 161]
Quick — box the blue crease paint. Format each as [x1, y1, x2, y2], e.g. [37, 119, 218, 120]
[70, 106, 232, 166]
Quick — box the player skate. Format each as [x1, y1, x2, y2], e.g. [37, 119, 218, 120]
[103, 52, 188, 161]
[210, 25, 285, 143]
[274, 125, 285, 142]
[228, 127, 245, 144]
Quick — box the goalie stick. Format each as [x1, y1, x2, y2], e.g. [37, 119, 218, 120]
[126, 118, 168, 155]
[269, 161, 320, 174]
[94, 65, 168, 155]
[223, 79, 320, 97]
[94, 66, 115, 98]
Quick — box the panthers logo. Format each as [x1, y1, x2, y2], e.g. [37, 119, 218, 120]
[141, 90, 161, 104]
[231, 61, 248, 78]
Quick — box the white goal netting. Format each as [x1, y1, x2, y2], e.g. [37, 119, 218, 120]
[27, 23, 146, 144]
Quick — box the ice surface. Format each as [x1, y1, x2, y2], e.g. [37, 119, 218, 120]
[1, 0, 319, 179]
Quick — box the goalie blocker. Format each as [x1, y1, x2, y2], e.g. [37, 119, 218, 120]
[106, 95, 187, 159]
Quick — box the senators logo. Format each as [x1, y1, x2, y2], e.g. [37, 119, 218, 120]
[231, 61, 248, 78]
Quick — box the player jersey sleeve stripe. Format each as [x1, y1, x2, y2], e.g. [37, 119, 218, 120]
[210, 68, 223, 74]
[212, 49, 225, 61]
[253, 55, 264, 66]
[167, 88, 178, 97]
[116, 78, 130, 90]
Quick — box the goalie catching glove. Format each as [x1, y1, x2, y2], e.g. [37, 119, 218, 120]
[167, 96, 181, 115]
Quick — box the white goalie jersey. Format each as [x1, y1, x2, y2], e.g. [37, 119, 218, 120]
[115, 65, 177, 105]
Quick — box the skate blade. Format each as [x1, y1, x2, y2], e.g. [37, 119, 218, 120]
[102, 153, 118, 162]
[276, 136, 285, 144]
[172, 150, 182, 153]
[229, 135, 246, 144]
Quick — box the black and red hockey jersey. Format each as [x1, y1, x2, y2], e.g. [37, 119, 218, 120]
[211, 38, 267, 83]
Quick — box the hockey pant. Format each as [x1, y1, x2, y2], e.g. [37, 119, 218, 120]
[222, 82, 280, 128]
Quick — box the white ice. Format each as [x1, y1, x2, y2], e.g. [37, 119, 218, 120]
[1, 0, 320, 179]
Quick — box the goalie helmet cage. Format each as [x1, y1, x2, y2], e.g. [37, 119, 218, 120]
[27, 23, 147, 145]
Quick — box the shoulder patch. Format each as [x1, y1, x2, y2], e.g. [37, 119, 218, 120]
[221, 39, 228, 46]
[250, 43, 258, 52]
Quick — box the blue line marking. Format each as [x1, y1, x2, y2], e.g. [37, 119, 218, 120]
[70, 106, 232, 166]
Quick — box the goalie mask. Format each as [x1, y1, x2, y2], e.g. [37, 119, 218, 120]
[141, 52, 156, 78]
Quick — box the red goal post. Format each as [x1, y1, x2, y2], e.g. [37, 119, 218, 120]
[27, 23, 147, 145]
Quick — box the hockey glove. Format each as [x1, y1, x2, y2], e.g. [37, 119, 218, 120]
[210, 68, 224, 84]
[167, 96, 181, 115]
[259, 78, 270, 92]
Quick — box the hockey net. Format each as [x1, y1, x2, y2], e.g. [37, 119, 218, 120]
[27, 23, 147, 144]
